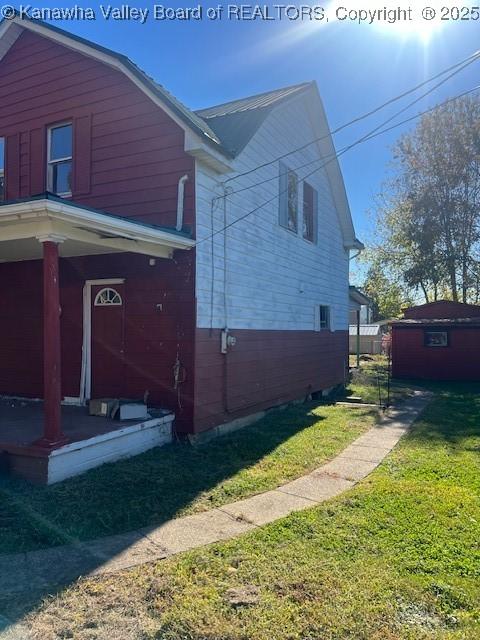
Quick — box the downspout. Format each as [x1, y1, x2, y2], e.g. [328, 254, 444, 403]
[176, 174, 189, 231]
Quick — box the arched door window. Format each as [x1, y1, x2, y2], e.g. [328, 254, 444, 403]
[94, 287, 123, 306]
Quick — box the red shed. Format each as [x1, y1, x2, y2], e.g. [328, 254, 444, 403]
[391, 301, 480, 381]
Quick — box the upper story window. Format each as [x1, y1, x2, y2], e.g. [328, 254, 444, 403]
[303, 181, 318, 243]
[48, 123, 72, 196]
[279, 162, 298, 233]
[0, 137, 4, 201]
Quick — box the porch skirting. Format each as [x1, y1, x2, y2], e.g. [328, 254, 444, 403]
[5, 414, 174, 484]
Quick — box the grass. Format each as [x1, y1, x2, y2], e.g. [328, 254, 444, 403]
[347, 355, 415, 405]
[23, 381, 480, 639]
[0, 400, 376, 553]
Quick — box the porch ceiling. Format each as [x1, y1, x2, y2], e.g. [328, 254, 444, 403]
[0, 195, 195, 262]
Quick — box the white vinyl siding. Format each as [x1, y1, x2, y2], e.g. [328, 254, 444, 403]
[195, 94, 350, 331]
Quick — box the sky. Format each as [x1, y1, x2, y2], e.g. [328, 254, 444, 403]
[9, 1, 480, 276]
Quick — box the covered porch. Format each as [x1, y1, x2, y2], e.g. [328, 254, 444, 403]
[0, 194, 194, 483]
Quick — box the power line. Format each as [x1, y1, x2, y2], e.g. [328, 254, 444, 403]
[195, 83, 480, 248]
[219, 49, 480, 188]
[218, 58, 479, 201]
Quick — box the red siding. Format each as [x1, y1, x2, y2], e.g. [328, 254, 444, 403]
[392, 325, 480, 381]
[194, 329, 348, 432]
[0, 29, 198, 431]
[0, 29, 195, 229]
[0, 252, 195, 431]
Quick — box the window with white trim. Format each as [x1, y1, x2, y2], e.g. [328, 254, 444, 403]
[279, 162, 298, 233]
[314, 305, 330, 331]
[47, 123, 73, 196]
[0, 137, 5, 201]
[94, 288, 123, 306]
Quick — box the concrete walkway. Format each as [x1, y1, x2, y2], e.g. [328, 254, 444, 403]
[0, 391, 431, 601]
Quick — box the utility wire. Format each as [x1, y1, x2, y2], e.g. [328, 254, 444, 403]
[221, 56, 480, 200]
[195, 83, 480, 248]
[219, 48, 480, 187]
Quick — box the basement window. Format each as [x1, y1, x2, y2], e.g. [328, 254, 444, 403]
[47, 123, 73, 196]
[424, 330, 448, 347]
[0, 137, 4, 201]
[94, 288, 123, 306]
[314, 305, 330, 331]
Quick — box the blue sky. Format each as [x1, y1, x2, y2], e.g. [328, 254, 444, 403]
[11, 2, 480, 262]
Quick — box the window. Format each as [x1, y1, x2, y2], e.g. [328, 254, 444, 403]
[424, 330, 448, 347]
[0, 137, 4, 201]
[303, 181, 318, 242]
[94, 288, 123, 306]
[279, 162, 298, 232]
[314, 305, 330, 331]
[48, 123, 72, 196]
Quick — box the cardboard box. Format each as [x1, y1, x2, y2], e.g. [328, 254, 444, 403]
[89, 398, 119, 417]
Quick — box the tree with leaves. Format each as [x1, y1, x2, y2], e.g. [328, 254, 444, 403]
[369, 95, 480, 304]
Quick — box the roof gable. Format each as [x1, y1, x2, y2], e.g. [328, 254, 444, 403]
[196, 83, 312, 157]
[0, 14, 224, 152]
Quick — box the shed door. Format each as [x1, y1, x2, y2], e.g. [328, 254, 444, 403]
[91, 284, 125, 398]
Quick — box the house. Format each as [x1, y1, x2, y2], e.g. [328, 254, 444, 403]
[0, 15, 362, 483]
[392, 301, 480, 381]
[348, 286, 373, 324]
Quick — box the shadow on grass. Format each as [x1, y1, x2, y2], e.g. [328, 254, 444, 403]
[399, 380, 480, 446]
[0, 399, 378, 629]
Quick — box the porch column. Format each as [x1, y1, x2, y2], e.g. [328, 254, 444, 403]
[37, 235, 66, 446]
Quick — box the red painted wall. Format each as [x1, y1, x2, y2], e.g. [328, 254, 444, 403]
[0, 29, 197, 431]
[0, 252, 195, 430]
[392, 325, 480, 381]
[0, 29, 195, 229]
[193, 329, 348, 432]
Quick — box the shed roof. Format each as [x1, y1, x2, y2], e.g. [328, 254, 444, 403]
[392, 318, 480, 327]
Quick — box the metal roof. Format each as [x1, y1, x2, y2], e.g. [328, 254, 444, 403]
[195, 83, 313, 156]
[196, 83, 312, 118]
[349, 325, 382, 336]
[392, 318, 480, 327]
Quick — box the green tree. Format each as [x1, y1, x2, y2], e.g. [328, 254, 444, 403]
[373, 95, 480, 303]
[361, 252, 411, 320]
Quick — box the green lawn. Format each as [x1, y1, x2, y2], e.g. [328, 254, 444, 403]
[0, 400, 376, 553]
[347, 355, 415, 405]
[24, 382, 480, 639]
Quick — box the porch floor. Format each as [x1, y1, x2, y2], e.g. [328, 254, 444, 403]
[0, 397, 166, 449]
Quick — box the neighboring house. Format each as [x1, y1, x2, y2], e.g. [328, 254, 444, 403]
[349, 286, 373, 325]
[392, 301, 480, 381]
[0, 16, 362, 482]
[348, 324, 387, 355]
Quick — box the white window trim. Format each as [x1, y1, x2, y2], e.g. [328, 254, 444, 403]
[47, 122, 73, 197]
[314, 304, 331, 332]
